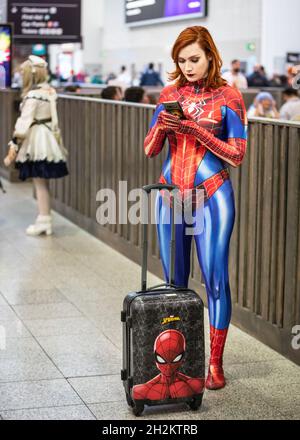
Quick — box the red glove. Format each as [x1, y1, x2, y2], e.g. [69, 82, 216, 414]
[157, 111, 181, 132]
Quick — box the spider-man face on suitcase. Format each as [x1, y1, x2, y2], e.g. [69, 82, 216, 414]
[133, 330, 204, 401]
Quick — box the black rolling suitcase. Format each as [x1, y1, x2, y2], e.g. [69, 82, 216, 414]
[121, 184, 205, 416]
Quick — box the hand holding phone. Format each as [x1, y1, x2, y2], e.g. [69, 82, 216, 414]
[162, 101, 185, 119]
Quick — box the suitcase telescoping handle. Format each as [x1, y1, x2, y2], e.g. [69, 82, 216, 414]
[141, 183, 178, 291]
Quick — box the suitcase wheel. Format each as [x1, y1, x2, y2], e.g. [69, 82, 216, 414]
[132, 402, 145, 417]
[188, 394, 203, 411]
[126, 393, 134, 408]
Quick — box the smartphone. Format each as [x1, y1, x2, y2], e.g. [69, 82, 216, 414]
[163, 101, 185, 119]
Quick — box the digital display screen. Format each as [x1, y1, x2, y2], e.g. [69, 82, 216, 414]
[0, 24, 12, 88]
[7, 0, 81, 44]
[125, 0, 207, 26]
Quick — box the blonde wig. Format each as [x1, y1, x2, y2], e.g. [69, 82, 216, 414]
[21, 59, 48, 98]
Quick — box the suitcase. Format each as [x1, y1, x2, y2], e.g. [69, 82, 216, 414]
[121, 183, 205, 416]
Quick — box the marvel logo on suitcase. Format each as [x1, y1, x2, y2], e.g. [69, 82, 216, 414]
[121, 184, 205, 416]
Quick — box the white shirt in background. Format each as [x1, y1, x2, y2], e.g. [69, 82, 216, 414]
[222, 71, 248, 89]
[280, 97, 300, 121]
[116, 71, 132, 87]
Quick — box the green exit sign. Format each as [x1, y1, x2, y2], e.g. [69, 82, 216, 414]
[246, 42, 256, 52]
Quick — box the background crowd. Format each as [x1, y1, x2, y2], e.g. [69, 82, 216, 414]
[12, 59, 300, 122]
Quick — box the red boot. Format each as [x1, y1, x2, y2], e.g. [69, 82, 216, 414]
[206, 325, 228, 390]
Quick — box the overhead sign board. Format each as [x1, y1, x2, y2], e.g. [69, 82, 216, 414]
[125, 0, 207, 27]
[7, 0, 81, 44]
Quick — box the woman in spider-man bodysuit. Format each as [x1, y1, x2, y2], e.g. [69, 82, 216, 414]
[144, 26, 248, 390]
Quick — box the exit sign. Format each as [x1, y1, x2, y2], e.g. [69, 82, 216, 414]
[246, 42, 256, 52]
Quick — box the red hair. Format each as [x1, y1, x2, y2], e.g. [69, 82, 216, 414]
[169, 26, 226, 89]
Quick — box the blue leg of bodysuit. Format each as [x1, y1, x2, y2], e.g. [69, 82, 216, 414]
[194, 180, 235, 330]
[156, 180, 235, 331]
[156, 194, 192, 287]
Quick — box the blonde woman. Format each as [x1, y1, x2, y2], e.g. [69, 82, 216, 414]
[4, 55, 68, 236]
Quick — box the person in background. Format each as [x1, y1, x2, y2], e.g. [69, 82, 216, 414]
[247, 65, 269, 87]
[116, 65, 132, 87]
[280, 88, 300, 121]
[69, 69, 76, 83]
[287, 66, 299, 87]
[247, 92, 279, 118]
[147, 94, 159, 105]
[140, 63, 164, 87]
[222, 59, 248, 89]
[64, 84, 81, 93]
[101, 86, 123, 101]
[3, 55, 68, 236]
[76, 71, 86, 83]
[91, 70, 103, 84]
[124, 86, 150, 104]
[12, 67, 22, 88]
[106, 72, 117, 84]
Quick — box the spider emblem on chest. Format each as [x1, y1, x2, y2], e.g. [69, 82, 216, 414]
[181, 98, 206, 122]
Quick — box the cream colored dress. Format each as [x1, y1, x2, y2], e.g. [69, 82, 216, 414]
[14, 82, 68, 180]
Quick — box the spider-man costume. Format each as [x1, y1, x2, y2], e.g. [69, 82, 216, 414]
[132, 330, 204, 401]
[144, 80, 247, 390]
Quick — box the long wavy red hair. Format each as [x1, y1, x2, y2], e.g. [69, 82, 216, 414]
[169, 26, 226, 89]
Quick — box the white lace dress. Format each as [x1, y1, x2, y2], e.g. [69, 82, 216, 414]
[14, 83, 68, 181]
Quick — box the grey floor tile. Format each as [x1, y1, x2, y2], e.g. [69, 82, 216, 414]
[0, 305, 19, 321]
[0, 379, 82, 411]
[0, 335, 63, 382]
[36, 333, 120, 356]
[1, 288, 67, 306]
[72, 255, 143, 289]
[19, 249, 76, 266]
[75, 299, 123, 317]
[61, 287, 121, 305]
[223, 331, 284, 365]
[35, 264, 85, 281]
[24, 317, 100, 337]
[61, 283, 112, 304]
[68, 375, 124, 404]
[0, 277, 53, 294]
[201, 380, 285, 419]
[35, 333, 121, 377]
[53, 276, 104, 291]
[1, 405, 96, 420]
[0, 337, 43, 360]
[82, 312, 121, 337]
[226, 359, 300, 384]
[0, 266, 37, 280]
[54, 235, 112, 256]
[277, 411, 300, 420]
[0, 319, 31, 338]
[0, 355, 63, 383]
[239, 380, 300, 417]
[12, 302, 82, 320]
[98, 325, 122, 350]
[46, 352, 121, 377]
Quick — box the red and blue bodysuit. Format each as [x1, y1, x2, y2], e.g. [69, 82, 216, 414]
[144, 80, 247, 389]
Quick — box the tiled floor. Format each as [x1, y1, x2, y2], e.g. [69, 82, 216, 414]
[0, 179, 299, 420]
